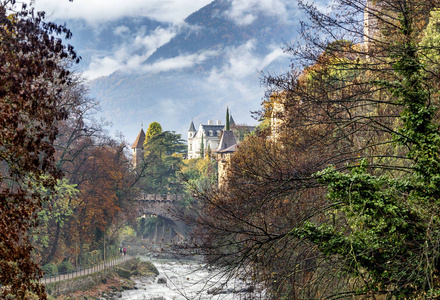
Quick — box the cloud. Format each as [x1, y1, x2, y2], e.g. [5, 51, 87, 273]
[208, 40, 287, 89]
[31, 0, 212, 25]
[139, 51, 219, 73]
[227, 0, 289, 25]
[84, 47, 218, 79]
[82, 25, 179, 79]
[114, 26, 130, 36]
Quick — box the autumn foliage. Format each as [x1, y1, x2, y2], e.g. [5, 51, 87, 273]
[0, 1, 78, 298]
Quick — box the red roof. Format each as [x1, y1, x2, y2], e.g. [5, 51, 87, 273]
[132, 129, 146, 149]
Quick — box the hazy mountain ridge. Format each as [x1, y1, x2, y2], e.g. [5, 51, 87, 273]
[85, 0, 297, 142]
[146, 0, 290, 67]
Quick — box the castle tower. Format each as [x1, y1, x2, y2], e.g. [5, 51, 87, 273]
[132, 128, 145, 168]
[364, 0, 379, 53]
[187, 120, 197, 159]
[217, 130, 237, 189]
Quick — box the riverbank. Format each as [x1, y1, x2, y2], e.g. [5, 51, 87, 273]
[46, 258, 159, 300]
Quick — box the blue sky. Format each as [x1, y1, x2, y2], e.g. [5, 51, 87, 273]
[30, 0, 297, 79]
[25, 0, 329, 143]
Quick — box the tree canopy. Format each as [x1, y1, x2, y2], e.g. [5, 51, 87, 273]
[0, 1, 78, 297]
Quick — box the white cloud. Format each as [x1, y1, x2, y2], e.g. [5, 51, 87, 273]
[84, 49, 218, 79]
[82, 25, 179, 79]
[31, 0, 213, 25]
[133, 27, 178, 57]
[227, 0, 289, 25]
[139, 51, 218, 73]
[208, 40, 286, 86]
[84, 56, 120, 79]
[114, 25, 129, 36]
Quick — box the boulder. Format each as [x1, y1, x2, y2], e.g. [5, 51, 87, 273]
[157, 277, 167, 284]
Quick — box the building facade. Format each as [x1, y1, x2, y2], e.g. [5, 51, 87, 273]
[187, 120, 224, 159]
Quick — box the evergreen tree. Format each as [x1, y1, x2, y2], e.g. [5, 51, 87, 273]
[144, 122, 162, 145]
[226, 107, 230, 131]
[200, 133, 205, 158]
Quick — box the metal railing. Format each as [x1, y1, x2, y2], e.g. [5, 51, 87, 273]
[40, 255, 133, 285]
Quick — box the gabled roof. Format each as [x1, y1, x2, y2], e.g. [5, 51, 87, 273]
[200, 124, 224, 137]
[217, 130, 237, 152]
[188, 120, 196, 132]
[132, 129, 145, 149]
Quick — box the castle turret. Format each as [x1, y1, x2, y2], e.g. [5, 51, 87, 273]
[217, 130, 237, 189]
[188, 120, 196, 138]
[187, 120, 197, 159]
[132, 128, 145, 168]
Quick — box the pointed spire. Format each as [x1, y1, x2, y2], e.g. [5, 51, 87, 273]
[229, 114, 235, 127]
[188, 120, 196, 132]
[132, 128, 146, 149]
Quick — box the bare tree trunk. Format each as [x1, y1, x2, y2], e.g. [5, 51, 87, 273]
[43, 222, 61, 265]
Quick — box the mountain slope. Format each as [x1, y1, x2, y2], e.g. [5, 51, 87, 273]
[86, 0, 297, 142]
[146, 0, 290, 68]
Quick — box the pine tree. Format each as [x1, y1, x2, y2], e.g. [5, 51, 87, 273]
[226, 107, 230, 131]
[200, 133, 205, 158]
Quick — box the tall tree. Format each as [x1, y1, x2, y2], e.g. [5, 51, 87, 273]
[140, 130, 186, 194]
[144, 121, 163, 144]
[200, 133, 205, 158]
[0, 1, 78, 298]
[226, 107, 230, 131]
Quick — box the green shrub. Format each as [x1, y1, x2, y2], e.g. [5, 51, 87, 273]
[41, 263, 58, 275]
[58, 260, 74, 273]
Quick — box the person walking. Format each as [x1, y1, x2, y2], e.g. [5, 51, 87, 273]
[119, 247, 122, 256]
[123, 247, 127, 256]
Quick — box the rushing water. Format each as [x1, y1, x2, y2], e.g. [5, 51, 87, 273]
[119, 256, 265, 300]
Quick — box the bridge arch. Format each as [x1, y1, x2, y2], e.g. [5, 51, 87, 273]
[131, 194, 185, 243]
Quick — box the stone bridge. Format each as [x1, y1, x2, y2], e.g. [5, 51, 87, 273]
[130, 194, 186, 243]
[131, 193, 183, 221]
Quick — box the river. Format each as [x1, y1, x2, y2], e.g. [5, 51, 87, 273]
[119, 256, 265, 300]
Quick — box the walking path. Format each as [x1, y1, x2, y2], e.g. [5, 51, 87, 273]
[41, 255, 135, 285]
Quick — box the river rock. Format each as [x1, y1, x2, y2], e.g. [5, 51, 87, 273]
[207, 287, 222, 295]
[237, 286, 255, 293]
[157, 277, 167, 284]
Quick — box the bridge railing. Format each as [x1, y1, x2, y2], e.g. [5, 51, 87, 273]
[40, 255, 132, 284]
[133, 193, 183, 202]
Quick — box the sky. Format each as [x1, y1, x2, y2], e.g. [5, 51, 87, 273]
[24, 0, 324, 142]
[28, 0, 295, 79]
[31, 0, 214, 25]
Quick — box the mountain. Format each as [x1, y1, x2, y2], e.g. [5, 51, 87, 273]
[146, 0, 290, 68]
[79, 0, 298, 143]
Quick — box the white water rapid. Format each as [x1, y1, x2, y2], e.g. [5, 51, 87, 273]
[119, 256, 265, 300]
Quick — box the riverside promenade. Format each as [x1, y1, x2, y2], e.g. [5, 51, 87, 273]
[40, 255, 134, 285]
